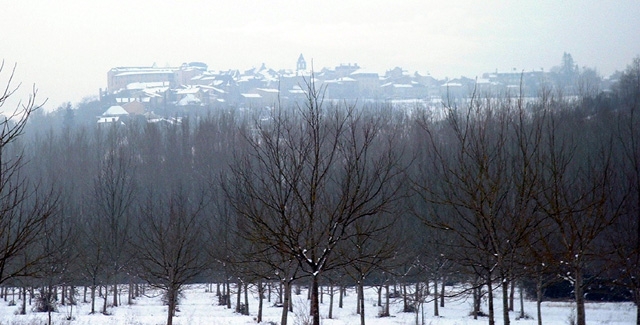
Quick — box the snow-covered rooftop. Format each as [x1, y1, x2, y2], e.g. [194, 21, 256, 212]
[241, 93, 262, 98]
[102, 105, 129, 116]
[325, 77, 357, 84]
[256, 88, 279, 93]
[350, 68, 380, 76]
[177, 94, 201, 106]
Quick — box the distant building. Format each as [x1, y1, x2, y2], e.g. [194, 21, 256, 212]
[296, 54, 307, 73]
[350, 68, 380, 99]
[107, 66, 176, 94]
[98, 105, 129, 125]
[107, 63, 206, 95]
[122, 100, 146, 115]
[334, 63, 360, 79]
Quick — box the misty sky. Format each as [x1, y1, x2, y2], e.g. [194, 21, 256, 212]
[1, 0, 639, 110]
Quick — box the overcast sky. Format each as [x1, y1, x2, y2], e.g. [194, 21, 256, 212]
[1, 0, 639, 110]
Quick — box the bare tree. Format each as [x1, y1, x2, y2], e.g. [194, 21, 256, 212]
[92, 125, 137, 309]
[535, 104, 620, 325]
[225, 80, 406, 325]
[77, 208, 108, 314]
[413, 84, 558, 325]
[337, 211, 400, 325]
[0, 61, 58, 286]
[133, 188, 209, 325]
[608, 56, 640, 325]
[414, 92, 517, 325]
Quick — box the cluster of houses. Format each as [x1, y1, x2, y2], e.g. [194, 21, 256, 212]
[98, 54, 600, 124]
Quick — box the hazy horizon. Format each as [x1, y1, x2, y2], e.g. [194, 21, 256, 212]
[2, 0, 639, 110]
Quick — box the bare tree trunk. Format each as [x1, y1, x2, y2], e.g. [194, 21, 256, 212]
[359, 282, 366, 325]
[226, 279, 231, 309]
[440, 276, 445, 308]
[536, 276, 543, 325]
[20, 287, 26, 315]
[488, 276, 495, 325]
[357, 283, 361, 314]
[281, 281, 290, 325]
[502, 280, 510, 325]
[166, 288, 175, 325]
[102, 285, 108, 314]
[328, 285, 334, 319]
[434, 277, 439, 317]
[257, 280, 264, 323]
[403, 281, 408, 312]
[574, 267, 586, 325]
[310, 275, 320, 325]
[90, 285, 96, 314]
[112, 283, 118, 307]
[70, 286, 76, 305]
[359, 282, 365, 325]
[244, 282, 249, 315]
[519, 283, 525, 319]
[128, 282, 133, 305]
[339, 285, 344, 308]
[288, 283, 293, 313]
[385, 284, 390, 316]
[235, 279, 242, 313]
[473, 285, 480, 320]
[61, 285, 66, 306]
[278, 281, 283, 305]
[509, 280, 515, 311]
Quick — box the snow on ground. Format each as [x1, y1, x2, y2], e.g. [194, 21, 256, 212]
[0, 283, 634, 325]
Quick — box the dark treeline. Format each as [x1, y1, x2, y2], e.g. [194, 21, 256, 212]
[1, 57, 639, 325]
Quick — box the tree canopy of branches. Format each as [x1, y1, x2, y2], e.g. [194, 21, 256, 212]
[225, 81, 407, 325]
[0, 61, 58, 286]
[133, 188, 209, 325]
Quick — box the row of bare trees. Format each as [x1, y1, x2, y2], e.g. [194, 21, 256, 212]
[1, 57, 639, 325]
[412, 87, 624, 325]
[407, 58, 640, 325]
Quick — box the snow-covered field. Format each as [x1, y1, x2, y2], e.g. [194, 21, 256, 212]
[0, 284, 634, 325]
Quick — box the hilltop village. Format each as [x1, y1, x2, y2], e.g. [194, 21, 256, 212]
[97, 53, 613, 123]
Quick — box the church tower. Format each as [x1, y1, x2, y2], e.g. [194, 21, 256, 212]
[296, 53, 307, 73]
